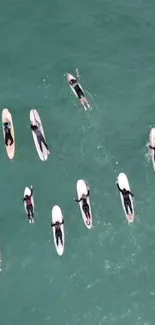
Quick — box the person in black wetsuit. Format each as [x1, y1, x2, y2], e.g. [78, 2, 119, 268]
[51, 220, 64, 246]
[23, 186, 34, 222]
[30, 123, 50, 154]
[149, 144, 155, 160]
[117, 183, 134, 215]
[3, 121, 14, 146]
[74, 189, 91, 224]
[69, 78, 85, 100]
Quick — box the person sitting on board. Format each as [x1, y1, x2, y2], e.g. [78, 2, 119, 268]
[3, 121, 14, 146]
[51, 220, 64, 246]
[149, 144, 155, 160]
[69, 69, 90, 108]
[116, 183, 134, 215]
[23, 186, 34, 221]
[30, 122, 50, 155]
[74, 189, 91, 224]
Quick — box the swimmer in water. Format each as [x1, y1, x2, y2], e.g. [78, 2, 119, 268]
[23, 185, 34, 222]
[69, 69, 90, 109]
[74, 189, 91, 224]
[3, 120, 14, 146]
[117, 183, 134, 215]
[30, 122, 50, 154]
[51, 220, 64, 246]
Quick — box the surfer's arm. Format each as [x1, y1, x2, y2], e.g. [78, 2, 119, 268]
[51, 223, 55, 227]
[23, 197, 26, 202]
[128, 191, 134, 197]
[86, 189, 90, 197]
[76, 68, 80, 80]
[116, 183, 122, 193]
[60, 220, 64, 225]
[149, 144, 155, 150]
[30, 186, 33, 197]
[74, 198, 82, 202]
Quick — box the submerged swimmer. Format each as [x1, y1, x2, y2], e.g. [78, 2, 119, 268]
[51, 220, 64, 246]
[69, 69, 90, 109]
[3, 120, 14, 146]
[30, 122, 50, 154]
[23, 186, 34, 222]
[74, 189, 91, 224]
[117, 183, 134, 215]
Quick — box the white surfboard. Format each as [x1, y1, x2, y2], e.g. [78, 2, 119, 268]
[30, 109, 48, 161]
[67, 73, 90, 111]
[24, 187, 34, 224]
[76, 179, 92, 229]
[149, 127, 155, 170]
[52, 205, 64, 256]
[2, 108, 15, 159]
[117, 173, 134, 223]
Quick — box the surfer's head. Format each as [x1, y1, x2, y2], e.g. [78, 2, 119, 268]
[69, 79, 76, 85]
[55, 221, 60, 228]
[122, 188, 127, 193]
[82, 194, 86, 199]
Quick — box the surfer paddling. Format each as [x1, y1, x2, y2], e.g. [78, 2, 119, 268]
[51, 220, 64, 246]
[68, 69, 90, 110]
[23, 185, 34, 222]
[74, 189, 91, 225]
[30, 122, 50, 155]
[3, 120, 14, 146]
[116, 183, 134, 215]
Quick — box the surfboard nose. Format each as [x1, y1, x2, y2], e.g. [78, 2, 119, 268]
[52, 205, 61, 214]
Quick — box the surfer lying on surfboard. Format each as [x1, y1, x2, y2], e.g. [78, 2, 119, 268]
[69, 69, 90, 109]
[116, 183, 134, 215]
[149, 144, 155, 160]
[74, 189, 91, 224]
[3, 120, 14, 146]
[51, 220, 64, 246]
[30, 123, 50, 155]
[23, 186, 34, 222]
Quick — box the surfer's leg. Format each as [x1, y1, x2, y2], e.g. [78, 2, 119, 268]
[128, 200, 133, 214]
[83, 204, 90, 219]
[26, 206, 31, 219]
[37, 136, 43, 152]
[5, 134, 9, 146]
[40, 136, 49, 151]
[29, 204, 34, 218]
[59, 231, 63, 245]
[124, 200, 129, 214]
[8, 131, 14, 145]
[56, 232, 59, 246]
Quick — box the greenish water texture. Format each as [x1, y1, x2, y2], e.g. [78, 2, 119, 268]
[0, 0, 155, 324]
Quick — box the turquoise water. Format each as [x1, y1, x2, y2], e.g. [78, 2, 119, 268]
[0, 0, 155, 324]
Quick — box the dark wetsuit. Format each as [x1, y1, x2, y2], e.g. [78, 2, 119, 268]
[23, 188, 34, 220]
[3, 122, 14, 146]
[117, 184, 133, 215]
[51, 221, 64, 246]
[149, 145, 155, 160]
[69, 78, 84, 99]
[31, 124, 49, 152]
[76, 190, 90, 218]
